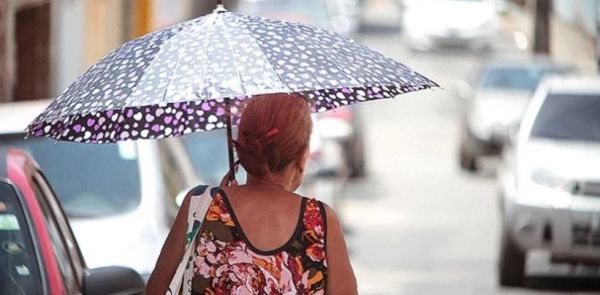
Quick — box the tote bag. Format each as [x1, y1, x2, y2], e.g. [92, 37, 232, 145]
[167, 185, 214, 295]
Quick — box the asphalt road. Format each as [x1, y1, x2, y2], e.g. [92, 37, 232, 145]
[325, 1, 600, 294]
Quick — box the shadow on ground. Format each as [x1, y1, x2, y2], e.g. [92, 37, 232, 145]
[524, 275, 600, 292]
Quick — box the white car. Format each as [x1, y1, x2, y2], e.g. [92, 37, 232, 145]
[0, 100, 198, 279]
[458, 58, 574, 171]
[497, 77, 600, 286]
[401, 0, 498, 51]
[236, 0, 360, 34]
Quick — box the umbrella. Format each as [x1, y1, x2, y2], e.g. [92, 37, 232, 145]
[27, 2, 438, 180]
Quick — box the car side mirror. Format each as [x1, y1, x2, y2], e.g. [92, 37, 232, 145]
[454, 80, 473, 103]
[83, 266, 145, 295]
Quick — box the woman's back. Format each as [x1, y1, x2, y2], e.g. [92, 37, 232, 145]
[193, 186, 327, 294]
[146, 94, 356, 295]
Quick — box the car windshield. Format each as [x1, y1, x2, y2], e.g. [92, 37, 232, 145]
[0, 183, 43, 295]
[530, 93, 600, 142]
[181, 130, 247, 184]
[0, 135, 141, 218]
[479, 65, 567, 93]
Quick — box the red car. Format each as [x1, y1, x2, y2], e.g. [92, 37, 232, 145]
[0, 148, 145, 295]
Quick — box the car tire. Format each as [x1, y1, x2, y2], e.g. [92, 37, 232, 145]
[498, 233, 525, 287]
[459, 143, 478, 172]
[344, 137, 366, 178]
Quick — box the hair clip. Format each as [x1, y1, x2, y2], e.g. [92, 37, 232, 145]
[266, 128, 280, 139]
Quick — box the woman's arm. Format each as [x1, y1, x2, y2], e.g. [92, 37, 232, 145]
[324, 204, 358, 295]
[145, 193, 192, 294]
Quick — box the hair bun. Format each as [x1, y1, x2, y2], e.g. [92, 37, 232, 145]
[235, 94, 312, 178]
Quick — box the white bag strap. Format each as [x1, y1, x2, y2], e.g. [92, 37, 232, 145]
[166, 186, 214, 295]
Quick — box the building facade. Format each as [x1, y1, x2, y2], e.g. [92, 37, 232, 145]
[1, 0, 201, 102]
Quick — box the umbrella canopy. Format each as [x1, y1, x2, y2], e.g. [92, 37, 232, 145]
[27, 5, 437, 143]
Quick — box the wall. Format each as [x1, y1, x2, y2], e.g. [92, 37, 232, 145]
[553, 0, 598, 37]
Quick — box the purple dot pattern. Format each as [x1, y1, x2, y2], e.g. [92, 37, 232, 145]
[27, 9, 438, 143]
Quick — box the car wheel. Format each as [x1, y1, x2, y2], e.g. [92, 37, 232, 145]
[498, 232, 525, 287]
[344, 136, 366, 178]
[459, 142, 478, 172]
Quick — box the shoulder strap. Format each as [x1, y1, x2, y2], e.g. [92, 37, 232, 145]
[304, 198, 327, 244]
[167, 185, 214, 295]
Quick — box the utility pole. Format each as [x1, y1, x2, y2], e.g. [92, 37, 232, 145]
[532, 0, 552, 54]
[0, 0, 14, 102]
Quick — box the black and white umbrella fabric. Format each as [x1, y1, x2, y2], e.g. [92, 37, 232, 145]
[27, 5, 437, 144]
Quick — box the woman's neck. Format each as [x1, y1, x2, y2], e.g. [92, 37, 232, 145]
[246, 174, 291, 191]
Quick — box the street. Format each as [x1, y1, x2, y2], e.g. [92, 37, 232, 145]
[0, 0, 599, 294]
[331, 2, 600, 294]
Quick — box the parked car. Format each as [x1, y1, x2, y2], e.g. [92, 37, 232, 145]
[401, 0, 499, 51]
[0, 99, 198, 279]
[236, 0, 361, 34]
[497, 76, 600, 286]
[0, 148, 144, 294]
[457, 58, 574, 171]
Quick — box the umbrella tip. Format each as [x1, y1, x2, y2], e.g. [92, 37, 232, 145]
[213, 3, 227, 14]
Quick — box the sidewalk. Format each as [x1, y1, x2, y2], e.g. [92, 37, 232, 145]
[500, 5, 597, 74]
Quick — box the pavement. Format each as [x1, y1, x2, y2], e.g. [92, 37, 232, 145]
[319, 0, 600, 294]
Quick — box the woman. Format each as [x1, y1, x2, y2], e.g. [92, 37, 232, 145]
[147, 93, 357, 294]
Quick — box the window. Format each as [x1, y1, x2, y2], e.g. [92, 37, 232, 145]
[31, 178, 79, 294]
[180, 129, 239, 185]
[33, 172, 85, 284]
[0, 182, 43, 295]
[0, 135, 142, 218]
[530, 94, 600, 142]
[479, 65, 572, 93]
[15, 2, 51, 101]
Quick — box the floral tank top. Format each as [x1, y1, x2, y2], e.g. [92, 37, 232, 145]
[192, 189, 328, 294]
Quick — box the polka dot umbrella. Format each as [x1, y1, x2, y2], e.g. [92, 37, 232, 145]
[27, 3, 438, 179]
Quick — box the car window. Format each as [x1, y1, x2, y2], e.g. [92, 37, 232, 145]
[30, 177, 79, 294]
[530, 93, 600, 142]
[33, 172, 85, 284]
[180, 129, 247, 184]
[0, 135, 141, 217]
[479, 65, 568, 93]
[0, 182, 43, 295]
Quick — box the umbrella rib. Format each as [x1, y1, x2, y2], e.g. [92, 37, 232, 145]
[243, 20, 291, 93]
[96, 42, 138, 113]
[198, 14, 219, 101]
[218, 15, 249, 96]
[160, 21, 199, 104]
[324, 35, 364, 88]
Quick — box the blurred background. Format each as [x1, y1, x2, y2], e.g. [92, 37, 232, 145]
[1, 0, 600, 294]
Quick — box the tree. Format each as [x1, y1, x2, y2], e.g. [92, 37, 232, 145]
[532, 0, 552, 54]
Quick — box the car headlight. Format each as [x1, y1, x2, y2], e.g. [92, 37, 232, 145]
[531, 169, 574, 192]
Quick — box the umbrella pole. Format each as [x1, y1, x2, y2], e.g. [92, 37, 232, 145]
[225, 98, 236, 183]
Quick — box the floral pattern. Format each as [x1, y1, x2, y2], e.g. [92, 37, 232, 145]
[192, 191, 327, 294]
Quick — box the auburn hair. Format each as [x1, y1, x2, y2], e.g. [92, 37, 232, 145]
[234, 93, 312, 178]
